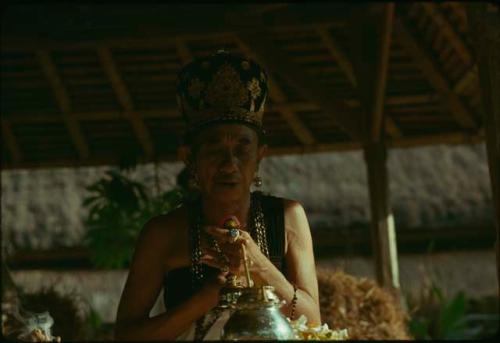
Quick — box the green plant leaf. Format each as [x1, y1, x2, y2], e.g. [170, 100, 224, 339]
[409, 318, 430, 340]
[82, 169, 186, 269]
[87, 307, 102, 331]
[431, 283, 445, 303]
[438, 292, 467, 338]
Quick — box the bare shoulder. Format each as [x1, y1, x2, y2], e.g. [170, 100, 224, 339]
[135, 205, 190, 267]
[139, 205, 188, 242]
[282, 198, 307, 217]
[279, 198, 311, 254]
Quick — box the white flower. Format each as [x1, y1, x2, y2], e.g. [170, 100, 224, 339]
[288, 314, 349, 340]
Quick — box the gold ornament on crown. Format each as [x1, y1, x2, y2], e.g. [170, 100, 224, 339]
[205, 63, 249, 110]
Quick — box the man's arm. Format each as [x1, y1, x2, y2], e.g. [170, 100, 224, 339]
[114, 215, 223, 341]
[251, 199, 321, 324]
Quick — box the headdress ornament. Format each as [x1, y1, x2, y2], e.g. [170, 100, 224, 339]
[176, 50, 268, 141]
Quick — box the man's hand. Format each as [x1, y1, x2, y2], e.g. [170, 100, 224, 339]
[200, 226, 269, 277]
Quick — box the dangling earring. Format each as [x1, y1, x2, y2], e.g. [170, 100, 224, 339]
[253, 175, 262, 188]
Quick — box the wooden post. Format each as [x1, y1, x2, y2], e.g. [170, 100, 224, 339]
[348, 3, 401, 294]
[466, 3, 500, 293]
[364, 141, 401, 292]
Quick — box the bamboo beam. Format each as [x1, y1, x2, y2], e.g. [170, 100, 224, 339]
[394, 18, 477, 129]
[2, 22, 346, 53]
[97, 47, 155, 158]
[3, 91, 459, 126]
[237, 32, 362, 140]
[2, 93, 456, 125]
[420, 3, 479, 96]
[316, 27, 357, 87]
[420, 3, 472, 65]
[35, 50, 90, 159]
[1, 132, 485, 170]
[1, 120, 23, 163]
[317, 26, 401, 138]
[466, 3, 500, 295]
[364, 141, 400, 290]
[235, 36, 316, 145]
[3, 5, 353, 49]
[453, 65, 477, 94]
[269, 97, 317, 145]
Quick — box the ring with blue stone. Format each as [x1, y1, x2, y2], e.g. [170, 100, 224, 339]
[229, 228, 240, 242]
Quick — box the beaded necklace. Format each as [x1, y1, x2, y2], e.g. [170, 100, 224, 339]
[190, 191, 269, 340]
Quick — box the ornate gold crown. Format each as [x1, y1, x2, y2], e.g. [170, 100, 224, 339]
[176, 51, 268, 140]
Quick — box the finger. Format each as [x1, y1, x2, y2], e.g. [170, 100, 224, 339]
[200, 253, 217, 261]
[200, 256, 224, 270]
[219, 242, 244, 255]
[216, 272, 228, 285]
[204, 226, 238, 244]
[204, 225, 228, 236]
[201, 253, 238, 272]
[201, 247, 220, 257]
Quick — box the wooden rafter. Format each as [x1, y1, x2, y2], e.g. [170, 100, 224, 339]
[316, 27, 357, 86]
[97, 46, 155, 158]
[3, 4, 354, 51]
[2, 24, 346, 53]
[319, 13, 401, 139]
[421, 3, 479, 96]
[35, 50, 90, 159]
[234, 36, 316, 145]
[1, 120, 23, 163]
[237, 32, 362, 140]
[247, 4, 290, 15]
[1, 131, 484, 171]
[420, 3, 472, 65]
[5, 94, 452, 125]
[394, 18, 477, 129]
[453, 64, 477, 94]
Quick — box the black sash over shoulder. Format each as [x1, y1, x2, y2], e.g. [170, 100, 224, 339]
[163, 192, 285, 310]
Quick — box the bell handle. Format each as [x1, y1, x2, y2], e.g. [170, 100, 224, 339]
[241, 244, 253, 287]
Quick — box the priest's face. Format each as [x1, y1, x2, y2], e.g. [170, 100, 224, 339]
[190, 124, 266, 202]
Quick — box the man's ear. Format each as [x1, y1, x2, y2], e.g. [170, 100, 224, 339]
[257, 144, 268, 164]
[177, 146, 193, 168]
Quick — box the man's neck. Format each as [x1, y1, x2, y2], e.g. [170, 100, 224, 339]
[201, 192, 251, 228]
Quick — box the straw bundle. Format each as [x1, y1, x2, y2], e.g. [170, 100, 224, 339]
[317, 267, 412, 340]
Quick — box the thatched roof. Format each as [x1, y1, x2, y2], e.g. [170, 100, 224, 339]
[1, 3, 485, 170]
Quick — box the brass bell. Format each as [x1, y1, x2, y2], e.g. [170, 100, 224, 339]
[221, 285, 295, 340]
[218, 216, 294, 340]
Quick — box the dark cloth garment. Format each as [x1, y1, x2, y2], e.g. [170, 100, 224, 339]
[163, 193, 285, 310]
